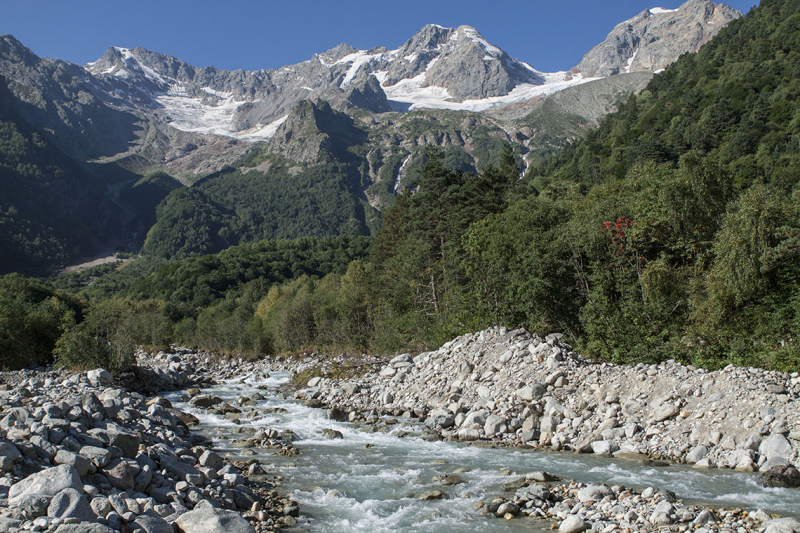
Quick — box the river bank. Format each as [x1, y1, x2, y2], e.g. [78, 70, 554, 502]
[0, 353, 297, 533]
[287, 326, 800, 474]
[1, 325, 800, 532]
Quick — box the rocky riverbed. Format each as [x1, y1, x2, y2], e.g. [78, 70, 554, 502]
[282, 325, 800, 531]
[0, 352, 298, 533]
[2, 325, 800, 532]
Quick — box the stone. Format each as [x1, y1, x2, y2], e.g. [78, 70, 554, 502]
[457, 428, 480, 441]
[158, 453, 201, 481]
[526, 471, 558, 482]
[591, 440, 618, 455]
[653, 403, 680, 422]
[327, 408, 348, 422]
[559, 515, 588, 533]
[577, 484, 613, 502]
[692, 509, 718, 525]
[134, 515, 173, 533]
[515, 384, 545, 401]
[47, 488, 95, 522]
[91, 424, 141, 458]
[0, 517, 21, 532]
[764, 518, 800, 533]
[685, 445, 708, 464]
[761, 465, 800, 488]
[78, 446, 112, 469]
[13, 494, 51, 518]
[174, 506, 255, 533]
[9, 465, 83, 506]
[320, 429, 344, 439]
[86, 369, 113, 387]
[496, 502, 519, 516]
[0, 440, 21, 471]
[134, 465, 153, 493]
[54, 524, 117, 533]
[90, 497, 112, 518]
[379, 392, 394, 405]
[103, 459, 134, 491]
[759, 434, 793, 461]
[417, 490, 445, 500]
[484, 415, 507, 436]
[55, 450, 94, 478]
[198, 450, 224, 470]
[341, 382, 360, 395]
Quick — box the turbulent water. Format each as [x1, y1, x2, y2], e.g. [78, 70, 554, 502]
[166, 372, 800, 532]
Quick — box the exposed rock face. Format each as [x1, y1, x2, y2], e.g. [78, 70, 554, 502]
[573, 0, 742, 78]
[381, 24, 542, 100]
[0, 35, 142, 161]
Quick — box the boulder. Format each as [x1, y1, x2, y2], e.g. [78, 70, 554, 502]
[761, 465, 800, 488]
[86, 369, 113, 387]
[79, 446, 112, 469]
[189, 395, 223, 409]
[103, 459, 135, 491]
[685, 445, 708, 464]
[174, 506, 255, 533]
[198, 450, 224, 470]
[13, 494, 50, 518]
[484, 415, 507, 436]
[47, 488, 96, 521]
[134, 515, 174, 533]
[320, 429, 344, 439]
[591, 440, 619, 455]
[764, 518, 800, 533]
[457, 428, 480, 441]
[0, 517, 21, 532]
[577, 484, 613, 502]
[0, 440, 21, 471]
[515, 384, 545, 401]
[9, 465, 82, 506]
[559, 515, 588, 533]
[653, 403, 680, 422]
[55, 450, 94, 477]
[759, 434, 793, 461]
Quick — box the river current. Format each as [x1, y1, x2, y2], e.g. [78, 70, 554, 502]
[166, 371, 800, 532]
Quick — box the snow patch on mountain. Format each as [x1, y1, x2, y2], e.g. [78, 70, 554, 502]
[650, 7, 680, 14]
[460, 26, 502, 55]
[383, 71, 597, 112]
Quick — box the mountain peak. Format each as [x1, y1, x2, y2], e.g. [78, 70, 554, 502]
[573, 0, 742, 77]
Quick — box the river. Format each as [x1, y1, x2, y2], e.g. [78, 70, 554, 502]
[166, 370, 800, 532]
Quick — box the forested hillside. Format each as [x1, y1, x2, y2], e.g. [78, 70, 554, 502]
[240, 0, 800, 369]
[3, 0, 798, 374]
[0, 77, 126, 275]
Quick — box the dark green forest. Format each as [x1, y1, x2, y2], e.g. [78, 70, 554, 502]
[3, 0, 800, 373]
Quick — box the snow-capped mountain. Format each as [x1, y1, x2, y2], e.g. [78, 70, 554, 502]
[0, 0, 742, 177]
[83, 24, 594, 142]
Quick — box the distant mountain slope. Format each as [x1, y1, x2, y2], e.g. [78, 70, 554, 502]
[0, 76, 128, 275]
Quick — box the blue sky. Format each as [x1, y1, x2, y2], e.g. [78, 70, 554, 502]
[0, 0, 759, 73]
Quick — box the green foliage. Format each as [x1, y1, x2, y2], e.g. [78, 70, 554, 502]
[141, 161, 375, 260]
[55, 298, 170, 373]
[0, 274, 79, 369]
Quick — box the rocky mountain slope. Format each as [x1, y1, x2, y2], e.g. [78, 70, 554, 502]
[573, 0, 741, 77]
